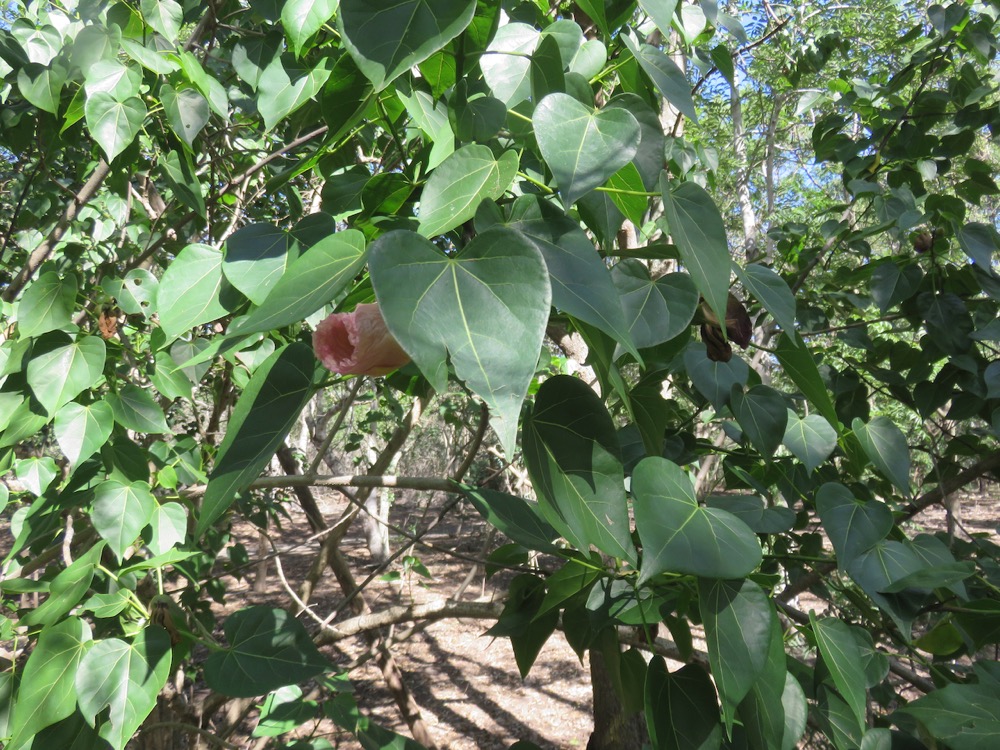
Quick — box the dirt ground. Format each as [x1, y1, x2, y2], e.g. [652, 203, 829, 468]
[224, 487, 595, 749]
[217, 484, 1000, 749]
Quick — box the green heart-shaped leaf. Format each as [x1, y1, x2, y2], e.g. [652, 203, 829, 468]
[84, 92, 146, 162]
[783, 411, 837, 473]
[632, 456, 761, 583]
[533, 93, 640, 207]
[852, 416, 911, 495]
[499, 196, 637, 359]
[611, 261, 699, 349]
[76, 626, 172, 750]
[370, 227, 550, 456]
[661, 176, 731, 328]
[25, 333, 106, 416]
[731, 384, 788, 458]
[339, 0, 476, 91]
[816, 482, 893, 569]
[91, 480, 156, 561]
[418, 145, 518, 238]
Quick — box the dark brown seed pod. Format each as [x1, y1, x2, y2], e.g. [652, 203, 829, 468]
[913, 231, 934, 254]
[702, 322, 733, 362]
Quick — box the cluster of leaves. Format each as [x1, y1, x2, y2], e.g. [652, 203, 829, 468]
[2, 0, 1000, 748]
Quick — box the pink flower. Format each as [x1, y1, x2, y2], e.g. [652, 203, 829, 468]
[313, 303, 411, 376]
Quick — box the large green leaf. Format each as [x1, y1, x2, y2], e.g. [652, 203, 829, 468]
[107, 383, 169, 433]
[621, 34, 697, 121]
[700, 578, 776, 727]
[662, 178, 731, 327]
[645, 658, 723, 750]
[90, 480, 156, 561]
[463, 487, 561, 554]
[611, 262, 699, 350]
[17, 61, 67, 114]
[816, 482, 893, 569]
[775, 332, 839, 429]
[369, 227, 550, 456]
[228, 229, 367, 339]
[160, 84, 208, 148]
[847, 540, 925, 636]
[281, 0, 338, 57]
[810, 615, 867, 736]
[899, 682, 1000, 750]
[54, 400, 114, 465]
[870, 260, 921, 313]
[637, 0, 680, 37]
[204, 606, 329, 697]
[75, 627, 172, 750]
[84, 92, 146, 162]
[223, 224, 301, 305]
[480, 23, 539, 106]
[25, 333, 105, 416]
[497, 196, 637, 358]
[736, 263, 797, 335]
[632, 457, 761, 582]
[338, 0, 476, 91]
[736, 611, 802, 750]
[140, 0, 182, 42]
[731, 385, 788, 458]
[522, 375, 635, 563]
[683, 345, 749, 410]
[533, 93, 640, 207]
[782, 411, 837, 473]
[257, 54, 333, 130]
[418, 145, 518, 238]
[5, 618, 93, 750]
[20, 543, 106, 628]
[156, 243, 229, 341]
[852, 416, 911, 495]
[197, 343, 317, 535]
[147, 502, 188, 556]
[18, 271, 77, 337]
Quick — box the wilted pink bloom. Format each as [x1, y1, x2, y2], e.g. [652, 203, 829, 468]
[313, 303, 410, 375]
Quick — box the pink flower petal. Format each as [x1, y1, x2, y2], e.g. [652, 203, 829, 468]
[313, 303, 410, 376]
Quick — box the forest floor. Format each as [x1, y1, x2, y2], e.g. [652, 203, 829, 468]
[223, 486, 595, 749]
[216, 484, 1000, 749]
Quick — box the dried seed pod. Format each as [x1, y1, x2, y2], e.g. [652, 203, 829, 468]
[702, 322, 733, 362]
[149, 596, 181, 645]
[98, 305, 121, 339]
[699, 293, 752, 360]
[913, 231, 934, 254]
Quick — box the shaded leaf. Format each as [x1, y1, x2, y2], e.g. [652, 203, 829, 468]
[662, 177, 730, 327]
[700, 578, 775, 726]
[198, 344, 316, 534]
[522, 375, 634, 563]
[645, 658, 723, 750]
[852, 416, 911, 495]
[339, 0, 476, 91]
[204, 606, 329, 697]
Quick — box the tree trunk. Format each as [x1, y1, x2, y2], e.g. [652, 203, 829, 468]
[587, 648, 648, 750]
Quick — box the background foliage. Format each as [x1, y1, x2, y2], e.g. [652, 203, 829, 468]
[3, 0, 1000, 748]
